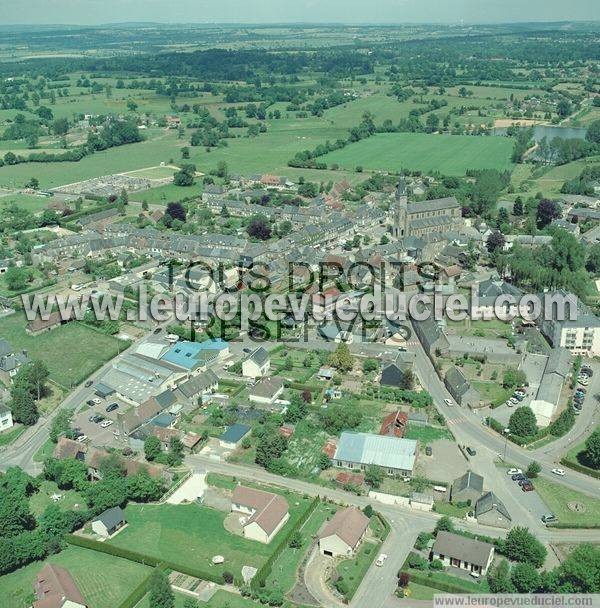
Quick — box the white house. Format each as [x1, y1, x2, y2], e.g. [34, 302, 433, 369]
[242, 347, 270, 379]
[91, 506, 126, 538]
[430, 531, 495, 576]
[231, 485, 289, 544]
[318, 507, 370, 557]
[0, 406, 14, 432]
[248, 377, 285, 407]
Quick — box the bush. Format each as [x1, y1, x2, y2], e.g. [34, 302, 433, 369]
[430, 559, 444, 570]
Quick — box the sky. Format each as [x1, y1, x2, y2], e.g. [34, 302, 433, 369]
[1, 0, 599, 26]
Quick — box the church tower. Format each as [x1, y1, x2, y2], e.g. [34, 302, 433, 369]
[394, 178, 408, 238]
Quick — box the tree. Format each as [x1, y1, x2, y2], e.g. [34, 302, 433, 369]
[4, 266, 30, 291]
[503, 367, 526, 389]
[289, 531, 303, 549]
[246, 216, 271, 240]
[536, 198, 560, 229]
[526, 461, 541, 479]
[557, 99, 572, 118]
[173, 164, 196, 187]
[552, 543, 600, 593]
[504, 526, 547, 568]
[583, 428, 600, 469]
[25, 360, 49, 401]
[144, 436, 162, 461]
[9, 386, 38, 426]
[586, 119, 600, 145]
[51, 118, 69, 136]
[317, 453, 331, 470]
[362, 358, 378, 373]
[327, 343, 354, 372]
[148, 568, 174, 608]
[513, 197, 524, 216]
[486, 230, 506, 254]
[216, 160, 228, 179]
[363, 504, 374, 518]
[488, 559, 515, 593]
[181, 147, 190, 159]
[183, 599, 199, 608]
[127, 471, 165, 503]
[255, 433, 287, 468]
[165, 202, 186, 222]
[364, 465, 384, 489]
[509, 406, 537, 438]
[167, 437, 184, 466]
[434, 516, 453, 535]
[49, 409, 73, 443]
[511, 562, 540, 593]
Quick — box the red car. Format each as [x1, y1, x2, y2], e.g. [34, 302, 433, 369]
[521, 483, 534, 492]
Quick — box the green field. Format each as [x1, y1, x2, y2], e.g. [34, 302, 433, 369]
[321, 132, 514, 175]
[534, 478, 600, 527]
[0, 545, 151, 608]
[137, 589, 261, 608]
[335, 537, 381, 600]
[0, 314, 127, 388]
[404, 424, 452, 443]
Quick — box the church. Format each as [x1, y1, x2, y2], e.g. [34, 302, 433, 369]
[392, 180, 463, 238]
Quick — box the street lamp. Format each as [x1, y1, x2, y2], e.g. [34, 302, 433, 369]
[503, 428, 510, 462]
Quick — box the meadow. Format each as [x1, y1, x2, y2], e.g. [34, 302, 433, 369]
[321, 132, 514, 175]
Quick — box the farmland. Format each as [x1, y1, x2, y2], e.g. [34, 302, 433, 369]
[321, 132, 514, 175]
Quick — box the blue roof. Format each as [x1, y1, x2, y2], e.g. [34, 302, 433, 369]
[219, 423, 251, 443]
[160, 339, 227, 370]
[152, 413, 176, 428]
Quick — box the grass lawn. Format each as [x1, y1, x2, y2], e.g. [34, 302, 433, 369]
[472, 381, 511, 407]
[33, 437, 55, 462]
[405, 424, 452, 443]
[406, 582, 437, 600]
[433, 502, 470, 518]
[266, 501, 334, 594]
[29, 480, 86, 517]
[562, 437, 600, 478]
[138, 590, 262, 608]
[404, 568, 489, 593]
[0, 314, 127, 389]
[335, 538, 380, 601]
[0, 193, 54, 213]
[321, 132, 514, 176]
[0, 545, 151, 608]
[534, 478, 600, 527]
[0, 424, 26, 447]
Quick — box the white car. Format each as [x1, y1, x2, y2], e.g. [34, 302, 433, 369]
[92, 397, 102, 405]
[100, 420, 113, 428]
[551, 468, 565, 476]
[470, 571, 480, 579]
[113, 430, 120, 437]
[376, 553, 388, 567]
[444, 398, 453, 406]
[506, 400, 514, 408]
[509, 397, 519, 404]
[76, 435, 88, 443]
[507, 468, 523, 476]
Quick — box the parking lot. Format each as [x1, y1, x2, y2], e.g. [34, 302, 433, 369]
[70, 394, 130, 448]
[498, 467, 552, 523]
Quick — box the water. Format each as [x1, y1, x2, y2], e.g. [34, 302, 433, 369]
[494, 125, 588, 142]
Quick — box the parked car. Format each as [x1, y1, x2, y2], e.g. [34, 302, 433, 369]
[444, 398, 453, 406]
[573, 402, 582, 411]
[106, 403, 119, 412]
[509, 397, 519, 404]
[573, 409, 581, 416]
[551, 468, 565, 476]
[507, 468, 523, 476]
[506, 400, 514, 408]
[518, 478, 531, 486]
[521, 483, 534, 492]
[469, 571, 480, 579]
[91, 414, 104, 424]
[578, 379, 589, 387]
[376, 553, 388, 567]
[84, 380, 93, 388]
[76, 435, 88, 443]
[466, 446, 476, 456]
[92, 397, 102, 404]
[153, 327, 162, 334]
[86, 400, 95, 407]
[100, 420, 113, 428]
[542, 514, 557, 524]
[425, 446, 433, 456]
[512, 473, 526, 481]
[581, 367, 593, 377]
[576, 387, 587, 394]
[243, 347, 252, 353]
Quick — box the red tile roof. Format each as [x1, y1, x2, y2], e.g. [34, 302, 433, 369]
[379, 411, 408, 438]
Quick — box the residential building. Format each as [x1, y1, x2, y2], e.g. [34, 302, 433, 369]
[231, 486, 289, 544]
[242, 347, 270, 379]
[219, 423, 251, 449]
[470, 278, 523, 320]
[451, 471, 484, 504]
[318, 507, 370, 557]
[0, 338, 29, 384]
[33, 564, 87, 608]
[475, 492, 512, 529]
[379, 411, 408, 438]
[248, 377, 285, 407]
[0, 405, 13, 432]
[53, 437, 87, 461]
[444, 367, 481, 409]
[91, 506, 126, 538]
[174, 369, 219, 406]
[379, 363, 406, 388]
[430, 531, 495, 575]
[334, 432, 418, 478]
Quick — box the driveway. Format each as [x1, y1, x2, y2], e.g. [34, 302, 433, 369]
[304, 547, 345, 608]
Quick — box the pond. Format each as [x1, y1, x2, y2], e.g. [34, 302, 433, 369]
[494, 125, 588, 142]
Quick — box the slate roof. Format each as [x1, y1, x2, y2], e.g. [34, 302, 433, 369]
[246, 347, 269, 367]
[475, 491, 511, 522]
[380, 363, 405, 388]
[94, 506, 125, 530]
[432, 531, 494, 568]
[319, 506, 370, 549]
[176, 369, 219, 398]
[249, 377, 284, 400]
[220, 423, 251, 444]
[453, 470, 484, 494]
[445, 367, 472, 399]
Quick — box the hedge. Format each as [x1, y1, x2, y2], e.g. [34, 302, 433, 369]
[251, 496, 319, 591]
[118, 571, 155, 608]
[375, 511, 391, 541]
[560, 457, 600, 480]
[65, 534, 224, 585]
[402, 569, 484, 594]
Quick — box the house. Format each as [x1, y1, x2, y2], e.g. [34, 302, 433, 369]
[317, 367, 335, 381]
[33, 563, 87, 608]
[0, 405, 14, 433]
[0, 338, 29, 384]
[470, 278, 523, 320]
[53, 437, 87, 461]
[91, 506, 126, 538]
[334, 432, 418, 478]
[242, 347, 270, 379]
[231, 486, 289, 544]
[318, 507, 370, 557]
[475, 492, 512, 529]
[430, 531, 495, 576]
[412, 314, 449, 358]
[219, 423, 251, 449]
[451, 471, 484, 505]
[26, 311, 68, 335]
[174, 369, 219, 406]
[444, 367, 481, 409]
[248, 377, 285, 407]
[379, 411, 408, 438]
[379, 363, 407, 388]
